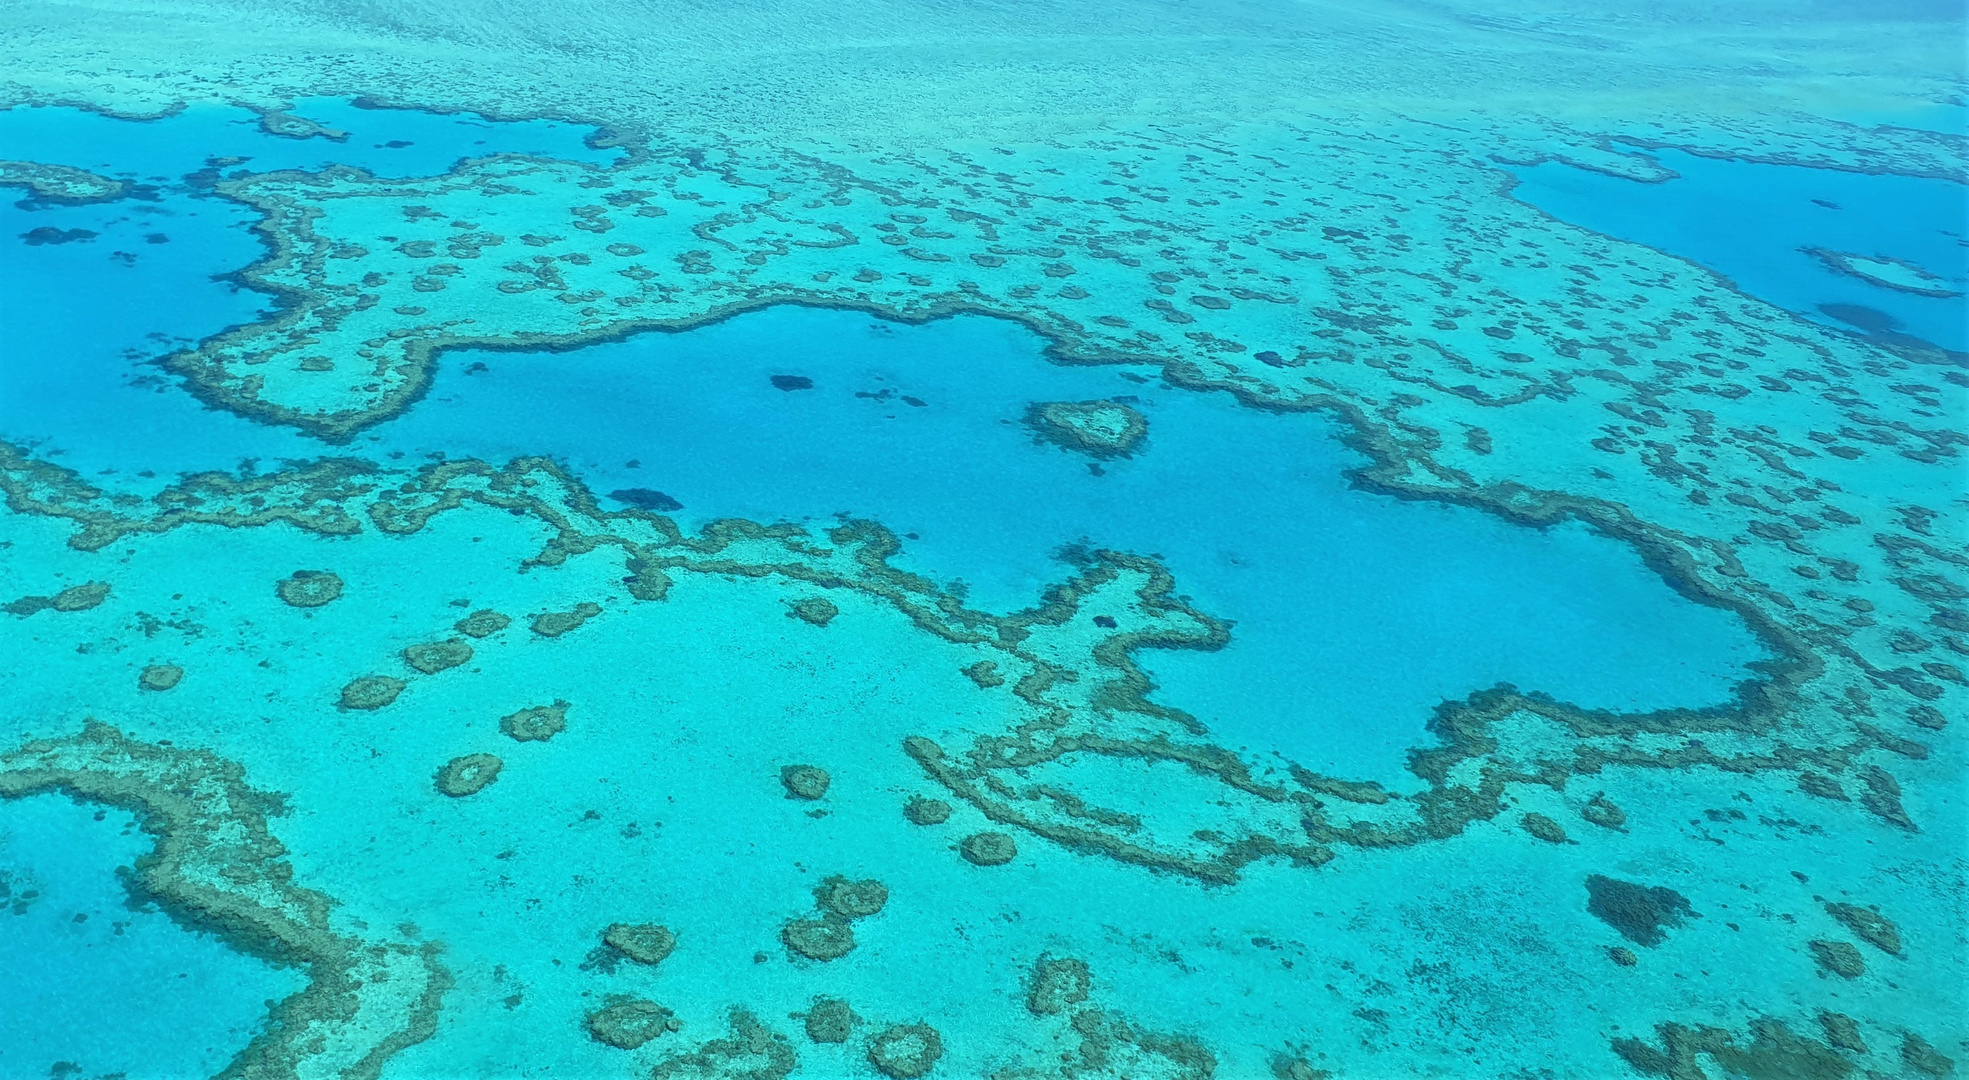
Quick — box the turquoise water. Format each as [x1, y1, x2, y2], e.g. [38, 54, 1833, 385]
[2, 20, 1965, 1079]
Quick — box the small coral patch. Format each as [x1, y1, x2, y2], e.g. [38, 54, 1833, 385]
[340, 675, 406, 710]
[435, 753, 503, 797]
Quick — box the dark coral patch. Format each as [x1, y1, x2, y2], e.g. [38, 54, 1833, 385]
[501, 701, 569, 742]
[610, 488, 683, 512]
[531, 602, 602, 637]
[139, 664, 184, 691]
[1584, 874, 1694, 947]
[1027, 955, 1093, 1016]
[1824, 902, 1901, 955]
[787, 598, 839, 626]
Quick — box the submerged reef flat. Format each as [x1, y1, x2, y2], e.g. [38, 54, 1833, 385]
[0, 1, 1964, 1076]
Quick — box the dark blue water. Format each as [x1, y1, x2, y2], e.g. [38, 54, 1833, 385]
[1510, 148, 1967, 351]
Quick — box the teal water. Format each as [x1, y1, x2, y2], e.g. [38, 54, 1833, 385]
[1510, 148, 1969, 351]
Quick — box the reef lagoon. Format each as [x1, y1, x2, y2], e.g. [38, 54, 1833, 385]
[1, 5, 1964, 1080]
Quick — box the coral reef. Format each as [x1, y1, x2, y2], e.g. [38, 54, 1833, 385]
[803, 997, 855, 1044]
[340, 674, 407, 710]
[530, 601, 601, 637]
[403, 638, 474, 674]
[276, 569, 344, 608]
[867, 1022, 944, 1079]
[1579, 793, 1628, 831]
[780, 915, 856, 961]
[434, 753, 503, 797]
[779, 764, 830, 800]
[1612, 1019, 1856, 1080]
[787, 597, 839, 626]
[501, 701, 570, 743]
[959, 831, 1018, 866]
[1809, 939, 1866, 979]
[1584, 875, 1695, 947]
[587, 996, 680, 1049]
[1521, 812, 1569, 844]
[139, 663, 184, 691]
[454, 609, 511, 637]
[1025, 400, 1148, 459]
[603, 922, 676, 965]
[649, 1008, 796, 1080]
[814, 876, 888, 919]
[1026, 956, 1093, 1016]
[1823, 902, 1902, 955]
[903, 795, 952, 825]
[7, 581, 111, 616]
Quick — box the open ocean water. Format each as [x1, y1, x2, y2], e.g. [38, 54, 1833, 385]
[1, 5, 1964, 1079]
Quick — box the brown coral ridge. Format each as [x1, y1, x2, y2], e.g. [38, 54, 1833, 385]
[1612, 1018, 1857, 1080]
[0, 723, 452, 1080]
[0, 441, 1946, 888]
